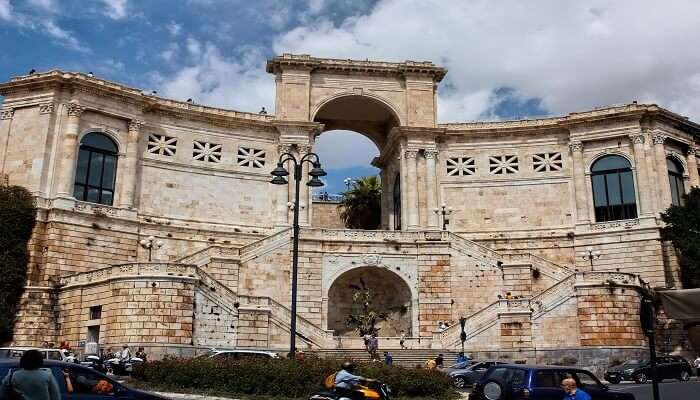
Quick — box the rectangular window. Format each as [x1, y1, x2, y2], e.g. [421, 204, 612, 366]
[89, 305, 102, 320]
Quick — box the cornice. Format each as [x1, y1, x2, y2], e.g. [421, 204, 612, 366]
[266, 53, 447, 82]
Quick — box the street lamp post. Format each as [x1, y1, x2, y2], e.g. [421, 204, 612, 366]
[434, 203, 453, 231]
[270, 150, 326, 357]
[582, 248, 601, 271]
[139, 236, 163, 262]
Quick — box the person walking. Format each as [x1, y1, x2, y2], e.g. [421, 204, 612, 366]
[561, 378, 591, 400]
[383, 351, 393, 366]
[694, 355, 700, 376]
[119, 345, 131, 361]
[399, 330, 407, 349]
[0, 349, 61, 400]
[456, 352, 467, 363]
[435, 353, 444, 368]
[135, 347, 147, 362]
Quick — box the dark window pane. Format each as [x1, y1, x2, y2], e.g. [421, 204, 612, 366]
[670, 176, 680, 206]
[73, 184, 85, 200]
[75, 149, 90, 184]
[102, 155, 116, 190]
[592, 175, 607, 207]
[606, 173, 622, 205]
[620, 171, 636, 205]
[101, 190, 113, 206]
[666, 158, 683, 174]
[88, 153, 104, 186]
[81, 133, 118, 153]
[591, 155, 631, 172]
[87, 187, 100, 203]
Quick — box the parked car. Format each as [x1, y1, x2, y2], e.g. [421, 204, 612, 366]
[0, 347, 76, 363]
[604, 355, 692, 384]
[206, 349, 280, 360]
[0, 359, 168, 400]
[470, 364, 635, 400]
[448, 361, 507, 388]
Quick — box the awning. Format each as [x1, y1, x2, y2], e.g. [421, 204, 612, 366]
[658, 288, 700, 322]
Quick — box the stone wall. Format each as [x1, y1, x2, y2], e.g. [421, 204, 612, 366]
[311, 202, 345, 228]
[577, 286, 645, 347]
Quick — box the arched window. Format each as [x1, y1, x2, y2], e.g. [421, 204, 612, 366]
[73, 133, 118, 206]
[393, 174, 401, 230]
[667, 157, 685, 206]
[591, 155, 637, 222]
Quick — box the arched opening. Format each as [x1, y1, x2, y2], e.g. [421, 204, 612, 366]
[327, 266, 412, 336]
[73, 132, 118, 206]
[312, 95, 401, 230]
[591, 155, 637, 222]
[667, 157, 685, 206]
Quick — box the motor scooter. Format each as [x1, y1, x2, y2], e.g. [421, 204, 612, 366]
[309, 373, 390, 400]
[104, 356, 144, 376]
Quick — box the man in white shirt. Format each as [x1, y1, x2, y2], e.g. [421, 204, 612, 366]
[120, 345, 131, 361]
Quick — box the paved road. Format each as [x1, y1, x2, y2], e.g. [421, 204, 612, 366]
[609, 380, 700, 400]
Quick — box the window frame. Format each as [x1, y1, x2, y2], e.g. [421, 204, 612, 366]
[590, 155, 638, 222]
[73, 133, 119, 206]
[392, 174, 401, 230]
[667, 157, 685, 206]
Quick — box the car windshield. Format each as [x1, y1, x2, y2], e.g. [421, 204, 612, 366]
[622, 359, 647, 365]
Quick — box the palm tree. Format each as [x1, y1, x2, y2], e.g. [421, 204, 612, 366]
[339, 176, 381, 230]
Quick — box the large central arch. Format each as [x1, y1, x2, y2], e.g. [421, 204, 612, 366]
[327, 266, 413, 336]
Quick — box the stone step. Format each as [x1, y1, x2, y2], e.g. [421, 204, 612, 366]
[312, 349, 463, 367]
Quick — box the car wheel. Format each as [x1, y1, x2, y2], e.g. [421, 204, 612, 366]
[679, 371, 690, 381]
[482, 380, 504, 400]
[453, 376, 467, 388]
[634, 373, 648, 384]
[608, 377, 621, 384]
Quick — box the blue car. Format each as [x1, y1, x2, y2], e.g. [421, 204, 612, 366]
[0, 359, 168, 400]
[470, 364, 635, 400]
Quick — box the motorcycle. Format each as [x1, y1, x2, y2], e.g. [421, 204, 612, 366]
[103, 356, 144, 376]
[309, 373, 391, 400]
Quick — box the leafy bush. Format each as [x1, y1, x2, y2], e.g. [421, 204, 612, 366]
[133, 356, 457, 399]
[0, 184, 37, 344]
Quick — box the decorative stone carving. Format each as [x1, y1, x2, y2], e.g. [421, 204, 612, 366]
[629, 134, 645, 145]
[652, 133, 667, 145]
[39, 103, 55, 115]
[297, 144, 313, 154]
[66, 102, 84, 117]
[590, 219, 640, 231]
[688, 146, 699, 156]
[404, 150, 419, 159]
[362, 254, 382, 266]
[278, 144, 292, 154]
[424, 149, 438, 159]
[128, 119, 144, 131]
[0, 108, 14, 120]
[568, 141, 583, 153]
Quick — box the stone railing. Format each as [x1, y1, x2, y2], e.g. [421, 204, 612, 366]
[267, 298, 335, 348]
[239, 228, 292, 262]
[448, 232, 502, 266]
[574, 271, 640, 288]
[529, 273, 577, 319]
[60, 263, 197, 286]
[501, 253, 572, 281]
[440, 300, 501, 347]
[177, 245, 239, 266]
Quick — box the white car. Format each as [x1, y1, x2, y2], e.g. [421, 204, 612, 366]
[0, 347, 76, 363]
[206, 349, 279, 360]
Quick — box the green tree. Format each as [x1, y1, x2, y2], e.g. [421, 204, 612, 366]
[345, 278, 389, 337]
[0, 183, 37, 343]
[339, 176, 381, 230]
[661, 187, 700, 288]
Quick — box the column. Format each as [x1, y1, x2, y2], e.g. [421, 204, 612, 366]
[275, 144, 292, 226]
[652, 133, 672, 208]
[687, 146, 699, 188]
[629, 134, 653, 216]
[424, 149, 439, 229]
[57, 102, 84, 197]
[298, 144, 312, 226]
[569, 141, 590, 224]
[118, 119, 143, 208]
[405, 149, 419, 229]
[0, 107, 14, 175]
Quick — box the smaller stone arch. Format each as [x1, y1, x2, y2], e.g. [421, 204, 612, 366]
[665, 151, 689, 176]
[585, 151, 635, 174]
[78, 128, 124, 156]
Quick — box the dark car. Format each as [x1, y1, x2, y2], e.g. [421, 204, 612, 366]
[470, 364, 635, 400]
[0, 359, 168, 400]
[448, 361, 507, 388]
[604, 355, 692, 384]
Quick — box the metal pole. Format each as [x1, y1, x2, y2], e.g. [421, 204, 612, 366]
[648, 324, 661, 400]
[289, 163, 302, 357]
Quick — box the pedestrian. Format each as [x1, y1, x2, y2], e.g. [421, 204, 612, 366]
[384, 351, 393, 366]
[120, 345, 131, 361]
[561, 377, 591, 400]
[368, 334, 379, 358]
[399, 330, 407, 349]
[694, 355, 700, 376]
[435, 353, 444, 368]
[456, 352, 467, 363]
[423, 358, 436, 370]
[135, 347, 147, 362]
[294, 347, 305, 361]
[0, 349, 61, 400]
[41, 341, 49, 348]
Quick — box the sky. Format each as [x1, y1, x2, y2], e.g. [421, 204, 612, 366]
[2, 0, 700, 194]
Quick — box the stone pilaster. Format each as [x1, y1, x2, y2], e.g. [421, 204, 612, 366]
[57, 102, 84, 197]
[629, 134, 653, 216]
[118, 119, 143, 208]
[0, 107, 14, 175]
[652, 133, 672, 208]
[275, 144, 292, 226]
[424, 149, 439, 229]
[298, 144, 312, 226]
[687, 146, 699, 188]
[569, 141, 590, 224]
[405, 149, 419, 230]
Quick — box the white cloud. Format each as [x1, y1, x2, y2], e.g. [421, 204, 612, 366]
[314, 130, 379, 169]
[158, 42, 180, 62]
[0, 0, 13, 20]
[27, 0, 57, 12]
[166, 21, 182, 36]
[100, 0, 128, 20]
[307, 0, 325, 14]
[272, 0, 700, 122]
[41, 20, 90, 53]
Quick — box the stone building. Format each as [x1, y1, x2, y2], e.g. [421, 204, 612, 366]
[1, 54, 698, 365]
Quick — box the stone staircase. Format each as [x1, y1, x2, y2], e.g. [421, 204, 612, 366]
[313, 349, 462, 368]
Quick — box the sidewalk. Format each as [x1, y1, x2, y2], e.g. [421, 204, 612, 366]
[154, 392, 237, 400]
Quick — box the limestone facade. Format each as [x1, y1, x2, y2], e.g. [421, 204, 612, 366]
[1, 54, 698, 363]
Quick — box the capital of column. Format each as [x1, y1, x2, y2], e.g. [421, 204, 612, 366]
[687, 146, 699, 157]
[66, 102, 84, 118]
[277, 143, 292, 154]
[652, 133, 667, 145]
[568, 141, 584, 153]
[128, 119, 145, 132]
[629, 134, 645, 145]
[0, 108, 14, 120]
[424, 149, 439, 159]
[404, 150, 419, 159]
[297, 144, 313, 154]
[39, 103, 55, 115]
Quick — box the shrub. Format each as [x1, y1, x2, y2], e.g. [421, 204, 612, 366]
[0, 184, 37, 344]
[133, 356, 457, 399]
